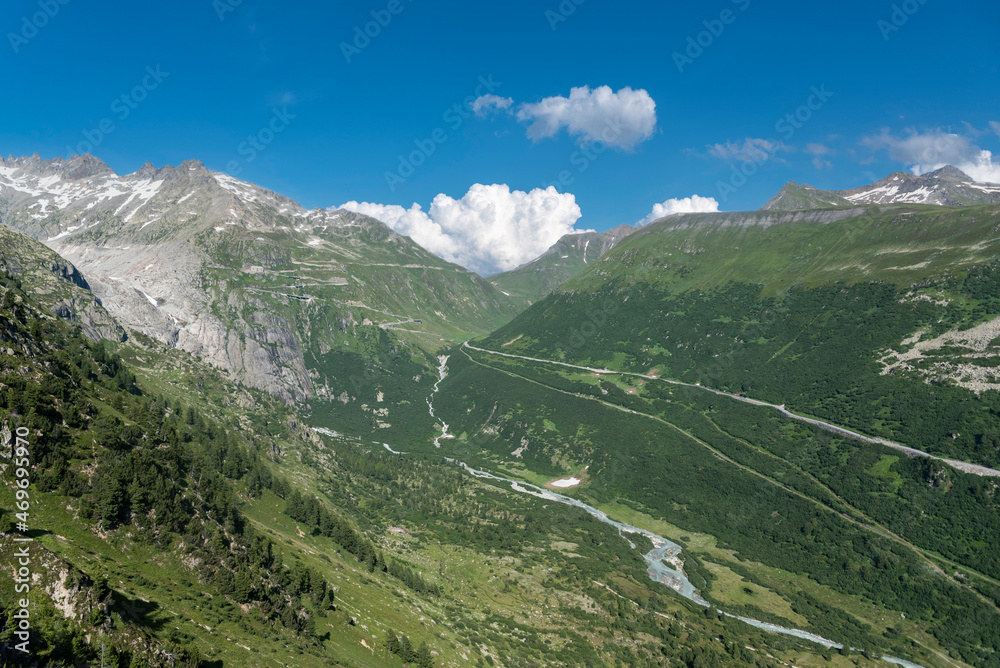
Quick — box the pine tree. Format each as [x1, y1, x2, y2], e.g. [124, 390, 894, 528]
[416, 642, 435, 667]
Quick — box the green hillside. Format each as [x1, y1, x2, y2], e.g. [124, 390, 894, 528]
[489, 226, 635, 309]
[421, 202, 1000, 667]
[760, 181, 853, 211]
[567, 204, 1000, 294]
[0, 229, 848, 667]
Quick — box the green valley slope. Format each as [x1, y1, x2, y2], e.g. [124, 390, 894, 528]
[424, 202, 1000, 667]
[489, 226, 635, 309]
[0, 225, 845, 668]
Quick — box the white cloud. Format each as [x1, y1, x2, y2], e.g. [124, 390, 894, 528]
[991, 121, 1000, 138]
[706, 138, 792, 163]
[862, 128, 974, 166]
[340, 184, 584, 276]
[638, 195, 719, 226]
[516, 85, 657, 151]
[472, 94, 514, 117]
[956, 150, 1000, 183]
[862, 128, 1000, 183]
[805, 143, 834, 170]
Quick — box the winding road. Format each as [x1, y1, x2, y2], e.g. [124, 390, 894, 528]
[463, 342, 1000, 478]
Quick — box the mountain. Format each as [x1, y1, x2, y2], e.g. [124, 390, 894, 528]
[0, 155, 518, 431]
[759, 181, 852, 211]
[759, 166, 1000, 211]
[0, 228, 814, 667]
[8, 156, 1000, 666]
[488, 225, 636, 308]
[429, 198, 1000, 666]
[0, 224, 124, 342]
[836, 165, 1000, 206]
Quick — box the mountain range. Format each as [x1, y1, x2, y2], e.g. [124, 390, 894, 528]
[1, 154, 516, 414]
[761, 165, 1000, 210]
[4, 155, 1000, 667]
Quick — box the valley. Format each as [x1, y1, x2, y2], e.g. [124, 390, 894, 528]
[462, 341, 1000, 478]
[3, 158, 1000, 667]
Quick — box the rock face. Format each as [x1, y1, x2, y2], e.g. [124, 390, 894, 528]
[0, 225, 124, 342]
[0, 154, 517, 403]
[836, 166, 1000, 206]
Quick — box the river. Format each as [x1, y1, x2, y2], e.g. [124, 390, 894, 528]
[312, 348, 934, 667]
[452, 461, 926, 667]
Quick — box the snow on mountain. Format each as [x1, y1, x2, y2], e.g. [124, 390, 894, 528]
[836, 166, 1000, 206]
[0, 153, 354, 244]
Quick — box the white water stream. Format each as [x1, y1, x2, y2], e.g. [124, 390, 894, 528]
[312, 355, 929, 667]
[452, 462, 925, 666]
[426, 355, 453, 448]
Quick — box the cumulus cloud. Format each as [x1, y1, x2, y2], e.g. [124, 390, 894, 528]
[955, 150, 1000, 183]
[516, 85, 657, 150]
[637, 195, 720, 226]
[340, 184, 584, 276]
[862, 128, 1000, 183]
[991, 121, 1000, 138]
[706, 138, 792, 164]
[472, 94, 514, 118]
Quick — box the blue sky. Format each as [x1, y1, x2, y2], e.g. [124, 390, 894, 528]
[3, 0, 1000, 272]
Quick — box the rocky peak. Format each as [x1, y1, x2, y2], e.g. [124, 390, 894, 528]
[924, 165, 973, 181]
[134, 161, 158, 179]
[62, 154, 116, 180]
[836, 165, 1000, 206]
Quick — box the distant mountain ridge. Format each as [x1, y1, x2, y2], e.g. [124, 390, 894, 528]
[489, 225, 636, 308]
[761, 165, 1000, 210]
[838, 165, 1000, 206]
[760, 181, 853, 211]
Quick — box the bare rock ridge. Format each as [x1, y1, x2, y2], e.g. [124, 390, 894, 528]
[0, 153, 517, 403]
[760, 165, 1000, 210]
[0, 225, 125, 342]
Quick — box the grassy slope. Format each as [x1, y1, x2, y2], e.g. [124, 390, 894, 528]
[759, 182, 853, 211]
[421, 204, 1000, 666]
[194, 222, 519, 442]
[567, 204, 1000, 295]
[0, 267, 843, 668]
[489, 229, 635, 310]
[428, 349, 993, 666]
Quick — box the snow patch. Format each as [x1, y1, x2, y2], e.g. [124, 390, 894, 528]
[137, 289, 159, 308]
